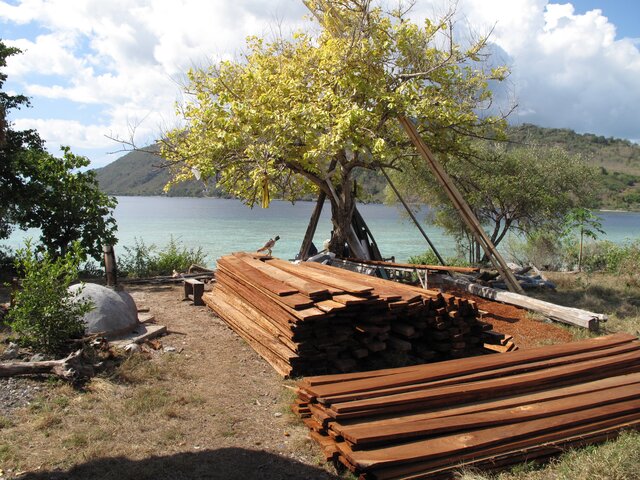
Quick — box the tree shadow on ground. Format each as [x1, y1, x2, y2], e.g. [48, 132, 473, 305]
[16, 447, 340, 480]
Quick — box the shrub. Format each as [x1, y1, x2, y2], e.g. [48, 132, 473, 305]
[118, 238, 156, 278]
[118, 237, 208, 278]
[407, 250, 470, 267]
[8, 240, 93, 354]
[154, 237, 207, 274]
[506, 230, 566, 270]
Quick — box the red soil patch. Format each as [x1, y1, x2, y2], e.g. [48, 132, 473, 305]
[450, 289, 575, 349]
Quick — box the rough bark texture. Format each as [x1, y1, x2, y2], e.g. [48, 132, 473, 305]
[0, 350, 95, 380]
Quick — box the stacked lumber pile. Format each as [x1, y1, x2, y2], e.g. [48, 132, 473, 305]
[203, 252, 490, 377]
[294, 333, 640, 479]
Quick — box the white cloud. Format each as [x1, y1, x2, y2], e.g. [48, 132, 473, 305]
[2, 0, 640, 159]
[12, 118, 116, 149]
[451, 0, 640, 139]
[1, 0, 308, 153]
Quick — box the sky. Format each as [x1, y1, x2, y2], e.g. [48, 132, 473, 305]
[1, 0, 639, 169]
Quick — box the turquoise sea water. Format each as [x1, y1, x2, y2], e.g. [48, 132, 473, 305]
[5, 197, 640, 266]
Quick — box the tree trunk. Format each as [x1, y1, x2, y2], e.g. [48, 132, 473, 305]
[0, 350, 94, 380]
[326, 167, 360, 257]
[578, 226, 584, 272]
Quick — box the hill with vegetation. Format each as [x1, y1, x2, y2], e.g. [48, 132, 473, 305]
[93, 146, 224, 197]
[93, 125, 640, 210]
[507, 124, 640, 210]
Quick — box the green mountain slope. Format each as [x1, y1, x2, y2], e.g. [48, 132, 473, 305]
[93, 147, 222, 197]
[507, 124, 640, 210]
[94, 125, 640, 210]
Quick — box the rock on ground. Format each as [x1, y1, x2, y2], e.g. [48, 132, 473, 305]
[69, 283, 139, 337]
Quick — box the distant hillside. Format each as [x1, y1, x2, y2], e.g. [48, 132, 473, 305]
[506, 124, 640, 210]
[94, 146, 223, 197]
[94, 125, 640, 210]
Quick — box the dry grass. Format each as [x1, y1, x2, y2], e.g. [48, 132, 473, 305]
[456, 430, 640, 480]
[0, 285, 337, 480]
[533, 272, 640, 337]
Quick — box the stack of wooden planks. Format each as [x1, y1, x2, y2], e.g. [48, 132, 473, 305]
[203, 252, 492, 377]
[294, 333, 640, 479]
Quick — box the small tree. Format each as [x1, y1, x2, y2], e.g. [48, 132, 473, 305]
[563, 207, 605, 271]
[392, 144, 598, 263]
[16, 147, 118, 260]
[1, 41, 117, 261]
[8, 241, 92, 354]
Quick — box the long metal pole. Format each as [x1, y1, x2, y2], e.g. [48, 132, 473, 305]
[380, 167, 446, 266]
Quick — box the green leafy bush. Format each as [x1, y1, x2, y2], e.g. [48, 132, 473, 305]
[8, 241, 93, 354]
[154, 237, 207, 274]
[118, 237, 207, 278]
[118, 238, 156, 278]
[407, 251, 470, 267]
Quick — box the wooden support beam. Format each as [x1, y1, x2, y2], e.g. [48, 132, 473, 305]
[299, 193, 326, 260]
[398, 116, 524, 294]
[444, 276, 604, 330]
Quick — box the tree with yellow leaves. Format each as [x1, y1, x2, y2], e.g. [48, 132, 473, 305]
[163, 0, 509, 254]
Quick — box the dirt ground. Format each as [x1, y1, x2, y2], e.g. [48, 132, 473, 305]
[452, 290, 576, 348]
[1, 283, 336, 480]
[0, 282, 577, 480]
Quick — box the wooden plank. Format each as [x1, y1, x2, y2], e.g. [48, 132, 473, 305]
[320, 342, 640, 405]
[332, 372, 640, 434]
[341, 399, 640, 469]
[328, 349, 640, 415]
[298, 192, 327, 261]
[217, 265, 314, 310]
[204, 293, 295, 377]
[315, 299, 348, 313]
[444, 275, 605, 330]
[342, 382, 640, 447]
[302, 261, 422, 302]
[344, 257, 479, 273]
[232, 252, 331, 299]
[398, 115, 524, 294]
[217, 256, 298, 296]
[305, 333, 637, 400]
[268, 258, 374, 295]
[216, 272, 305, 326]
[371, 414, 640, 479]
[213, 285, 300, 351]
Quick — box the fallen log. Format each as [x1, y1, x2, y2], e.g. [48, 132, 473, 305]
[444, 276, 605, 330]
[0, 350, 95, 380]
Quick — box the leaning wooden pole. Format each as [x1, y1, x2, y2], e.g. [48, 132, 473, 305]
[298, 192, 326, 260]
[398, 116, 525, 294]
[380, 167, 446, 266]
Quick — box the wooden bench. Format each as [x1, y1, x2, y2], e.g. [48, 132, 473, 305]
[183, 278, 205, 306]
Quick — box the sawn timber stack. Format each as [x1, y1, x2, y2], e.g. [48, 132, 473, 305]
[294, 333, 640, 479]
[203, 253, 488, 377]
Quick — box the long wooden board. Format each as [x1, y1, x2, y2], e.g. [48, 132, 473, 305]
[318, 341, 640, 404]
[304, 333, 637, 401]
[342, 382, 640, 447]
[341, 399, 640, 469]
[329, 349, 640, 415]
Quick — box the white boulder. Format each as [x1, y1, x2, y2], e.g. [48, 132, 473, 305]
[69, 283, 139, 337]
